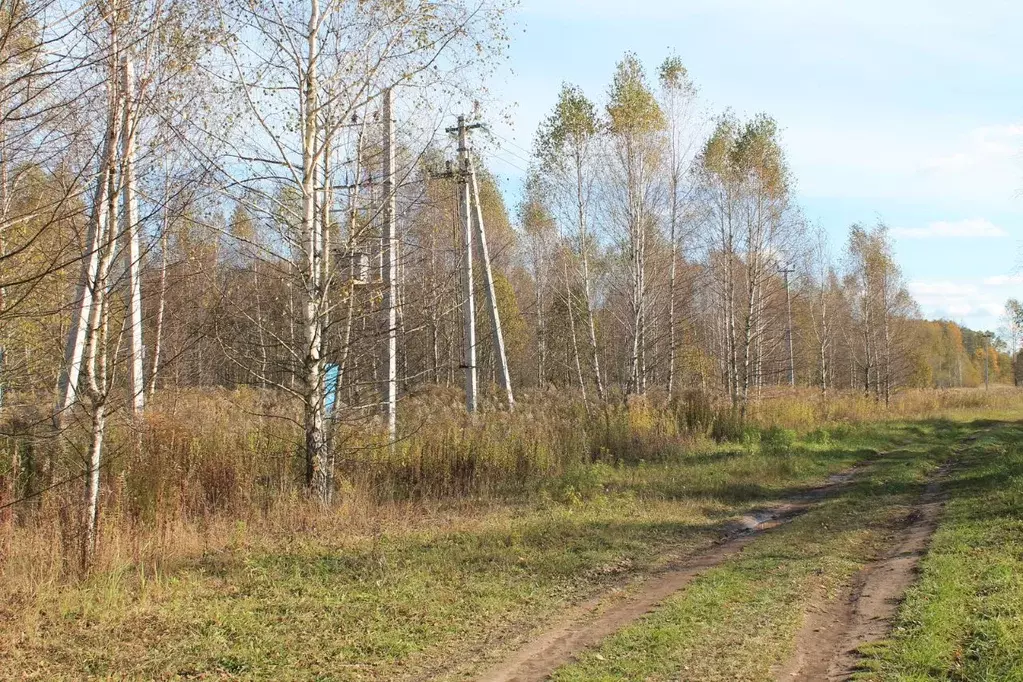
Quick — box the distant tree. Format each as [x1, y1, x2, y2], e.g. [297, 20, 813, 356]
[844, 222, 916, 404]
[657, 55, 699, 397]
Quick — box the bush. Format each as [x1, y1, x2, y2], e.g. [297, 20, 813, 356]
[711, 407, 745, 443]
[805, 428, 831, 445]
[759, 426, 797, 456]
[549, 462, 614, 505]
[674, 390, 715, 436]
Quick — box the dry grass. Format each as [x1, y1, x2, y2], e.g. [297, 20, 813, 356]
[751, 386, 1023, 429]
[1, 386, 1023, 588]
[1, 386, 1022, 678]
[1, 386, 1021, 595]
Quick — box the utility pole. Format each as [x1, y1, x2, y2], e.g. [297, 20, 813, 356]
[450, 115, 478, 414]
[439, 114, 515, 413]
[984, 331, 994, 390]
[779, 263, 796, 387]
[468, 156, 515, 410]
[122, 55, 146, 418]
[381, 88, 398, 440]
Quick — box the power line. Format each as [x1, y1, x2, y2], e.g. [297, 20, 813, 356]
[488, 140, 533, 169]
[487, 129, 534, 159]
[487, 152, 530, 175]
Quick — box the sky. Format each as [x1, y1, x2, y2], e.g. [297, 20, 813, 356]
[480, 0, 1023, 334]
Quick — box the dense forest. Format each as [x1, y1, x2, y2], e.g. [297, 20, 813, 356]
[1, 0, 1021, 573]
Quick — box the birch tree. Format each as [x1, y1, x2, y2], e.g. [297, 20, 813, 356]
[657, 56, 698, 397]
[697, 113, 796, 409]
[604, 54, 663, 396]
[806, 224, 835, 396]
[519, 173, 555, 388]
[845, 222, 914, 403]
[535, 84, 605, 400]
[1002, 298, 1023, 386]
[215, 0, 510, 501]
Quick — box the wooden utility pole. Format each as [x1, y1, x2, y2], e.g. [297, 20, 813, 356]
[382, 88, 398, 438]
[468, 156, 515, 410]
[779, 263, 796, 387]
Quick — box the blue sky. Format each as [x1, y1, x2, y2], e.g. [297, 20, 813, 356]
[482, 0, 1023, 333]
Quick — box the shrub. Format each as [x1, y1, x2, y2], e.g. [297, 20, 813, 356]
[759, 426, 797, 456]
[674, 390, 715, 436]
[549, 462, 614, 505]
[805, 428, 831, 445]
[711, 407, 745, 443]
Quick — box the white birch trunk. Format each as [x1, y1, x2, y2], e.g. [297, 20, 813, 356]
[666, 194, 678, 396]
[563, 256, 587, 404]
[574, 152, 604, 402]
[382, 88, 398, 437]
[147, 195, 169, 399]
[301, 0, 328, 500]
[55, 88, 119, 431]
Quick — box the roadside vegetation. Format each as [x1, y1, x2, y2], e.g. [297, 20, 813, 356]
[552, 418, 958, 681]
[859, 421, 1023, 681]
[4, 390, 1022, 679]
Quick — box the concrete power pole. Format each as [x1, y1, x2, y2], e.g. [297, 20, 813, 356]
[122, 56, 145, 417]
[441, 114, 515, 413]
[382, 88, 398, 439]
[984, 331, 994, 390]
[779, 263, 796, 387]
[468, 156, 515, 410]
[453, 115, 478, 414]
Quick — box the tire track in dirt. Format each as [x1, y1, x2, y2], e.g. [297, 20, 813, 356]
[775, 465, 947, 681]
[473, 470, 860, 682]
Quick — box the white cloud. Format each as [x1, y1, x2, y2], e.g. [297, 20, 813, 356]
[920, 125, 1023, 173]
[984, 274, 1023, 286]
[945, 302, 976, 316]
[908, 126, 1023, 206]
[982, 302, 1008, 317]
[909, 281, 978, 297]
[892, 218, 1009, 239]
[517, 0, 1003, 32]
[908, 276, 1023, 327]
[792, 121, 1023, 206]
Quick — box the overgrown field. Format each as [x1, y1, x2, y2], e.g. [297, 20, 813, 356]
[2, 389, 1022, 679]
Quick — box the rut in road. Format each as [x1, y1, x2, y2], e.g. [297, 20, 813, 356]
[775, 465, 947, 682]
[473, 469, 860, 682]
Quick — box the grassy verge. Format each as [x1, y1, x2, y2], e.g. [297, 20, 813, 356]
[7, 413, 1021, 680]
[550, 419, 962, 682]
[858, 420, 1023, 681]
[2, 420, 900, 680]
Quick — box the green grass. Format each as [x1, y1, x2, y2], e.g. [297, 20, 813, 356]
[551, 419, 959, 681]
[857, 421, 1023, 681]
[1, 422, 897, 680]
[5, 416, 1019, 680]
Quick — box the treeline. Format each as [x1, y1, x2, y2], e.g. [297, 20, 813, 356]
[0, 1, 1017, 566]
[911, 320, 1016, 388]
